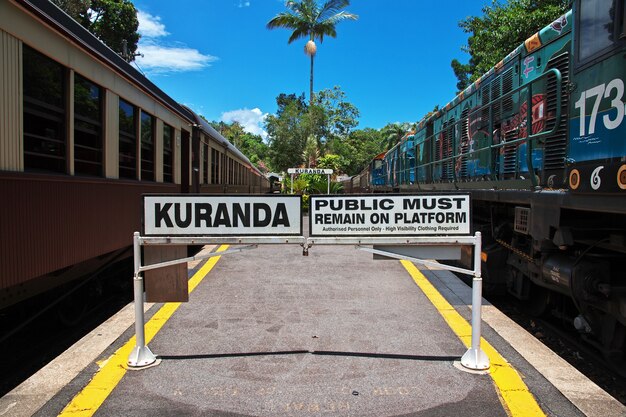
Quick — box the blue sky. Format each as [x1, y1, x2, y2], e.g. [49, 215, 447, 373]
[133, 1, 487, 139]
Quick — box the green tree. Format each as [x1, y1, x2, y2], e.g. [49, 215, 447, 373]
[210, 121, 270, 170]
[317, 153, 344, 176]
[326, 127, 383, 175]
[315, 86, 359, 141]
[302, 135, 320, 167]
[381, 122, 410, 151]
[267, 0, 358, 105]
[265, 87, 359, 172]
[52, 0, 140, 61]
[451, 59, 472, 92]
[453, 0, 569, 86]
[265, 95, 311, 171]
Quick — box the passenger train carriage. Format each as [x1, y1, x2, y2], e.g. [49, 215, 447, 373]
[348, 0, 626, 367]
[0, 0, 269, 311]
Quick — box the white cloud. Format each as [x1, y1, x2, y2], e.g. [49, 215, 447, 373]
[136, 42, 218, 73]
[135, 10, 217, 75]
[221, 108, 268, 140]
[237, 1, 251, 7]
[137, 11, 168, 38]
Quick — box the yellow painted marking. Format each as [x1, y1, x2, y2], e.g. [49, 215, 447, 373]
[58, 245, 229, 417]
[400, 260, 545, 417]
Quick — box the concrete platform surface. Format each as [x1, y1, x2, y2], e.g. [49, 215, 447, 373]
[2, 242, 624, 417]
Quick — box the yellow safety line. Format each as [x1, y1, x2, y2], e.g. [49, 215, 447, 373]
[58, 245, 230, 417]
[400, 260, 545, 417]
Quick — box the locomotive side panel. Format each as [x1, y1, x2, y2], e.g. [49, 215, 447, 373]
[357, 4, 626, 365]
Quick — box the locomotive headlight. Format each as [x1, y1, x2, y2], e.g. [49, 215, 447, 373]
[569, 169, 580, 190]
[617, 164, 626, 190]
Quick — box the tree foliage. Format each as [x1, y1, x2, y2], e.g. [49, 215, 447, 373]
[265, 94, 312, 171]
[52, 0, 140, 60]
[381, 122, 412, 151]
[315, 86, 360, 140]
[332, 128, 383, 175]
[210, 121, 270, 171]
[264, 86, 359, 172]
[266, 0, 358, 104]
[452, 0, 569, 89]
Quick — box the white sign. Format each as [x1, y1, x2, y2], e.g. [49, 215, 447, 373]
[287, 168, 333, 175]
[309, 194, 471, 236]
[143, 195, 302, 236]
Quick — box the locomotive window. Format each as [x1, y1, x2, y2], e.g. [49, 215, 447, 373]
[578, 0, 617, 62]
[163, 124, 174, 183]
[140, 112, 155, 181]
[74, 74, 103, 177]
[619, 0, 626, 39]
[118, 99, 137, 179]
[23, 46, 67, 174]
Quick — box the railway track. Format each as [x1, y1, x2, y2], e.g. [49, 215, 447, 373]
[487, 293, 626, 405]
[0, 261, 133, 397]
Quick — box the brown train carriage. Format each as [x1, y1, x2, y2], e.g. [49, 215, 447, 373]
[0, 0, 268, 309]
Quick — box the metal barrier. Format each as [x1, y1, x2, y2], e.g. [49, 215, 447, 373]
[127, 232, 489, 372]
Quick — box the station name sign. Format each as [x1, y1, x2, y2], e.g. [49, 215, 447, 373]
[143, 195, 302, 236]
[309, 194, 470, 236]
[287, 168, 333, 175]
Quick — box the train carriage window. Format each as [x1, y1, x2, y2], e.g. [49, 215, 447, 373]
[163, 124, 174, 183]
[211, 148, 219, 184]
[578, 0, 619, 62]
[221, 153, 227, 184]
[23, 46, 66, 174]
[74, 74, 103, 177]
[203, 143, 209, 184]
[118, 99, 137, 179]
[140, 112, 155, 181]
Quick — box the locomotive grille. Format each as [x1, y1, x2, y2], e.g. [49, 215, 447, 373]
[491, 79, 502, 121]
[442, 119, 455, 180]
[481, 84, 490, 123]
[459, 109, 470, 178]
[502, 68, 514, 115]
[544, 52, 569, 172]
[502, 128, 519, 178]
[514, 206, 531, 235]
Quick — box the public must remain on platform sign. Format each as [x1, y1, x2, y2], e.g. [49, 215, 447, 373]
[309, 194, 471, 237]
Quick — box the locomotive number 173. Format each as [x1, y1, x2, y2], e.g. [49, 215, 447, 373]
[573, 78, 625, 137]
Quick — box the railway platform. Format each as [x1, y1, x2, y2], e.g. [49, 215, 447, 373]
[1, 242, 624, 417]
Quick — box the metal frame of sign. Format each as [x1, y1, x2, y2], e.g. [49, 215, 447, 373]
[127, 193, 489, 373]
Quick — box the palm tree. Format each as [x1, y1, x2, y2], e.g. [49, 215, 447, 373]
[302, 134, 319, 167]
[381, 123, 409, 151]
[267, 0, 358, 105]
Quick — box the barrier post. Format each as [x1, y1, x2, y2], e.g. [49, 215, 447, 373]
[128, 232, 157, 368]
[460, 232, 490, 370]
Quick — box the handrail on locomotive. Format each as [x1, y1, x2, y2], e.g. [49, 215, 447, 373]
[383, 67, 564, 189]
